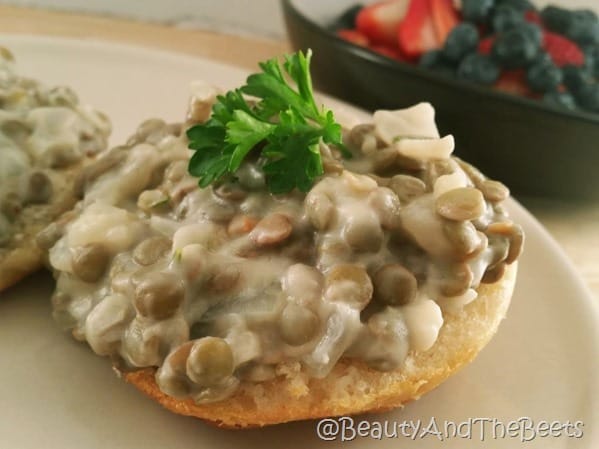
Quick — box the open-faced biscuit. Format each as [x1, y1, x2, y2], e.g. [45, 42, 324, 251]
[0, 46, 110, 291]
[43, 80, 523, 429]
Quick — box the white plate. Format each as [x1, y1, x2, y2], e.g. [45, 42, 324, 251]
[0, 35, 597, 449]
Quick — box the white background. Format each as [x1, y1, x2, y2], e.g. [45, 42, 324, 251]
[1, 0, 597, 38]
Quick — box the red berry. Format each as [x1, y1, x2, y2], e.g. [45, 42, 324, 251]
[542, 32, 585, 67]
[478, 36, 496, 55]
[494, 70, 534, 97]
[430, 0, 459, 44]
[337, 29, 370, 47]
[398, 0, 434, 58]
[356, 0, 410, 47]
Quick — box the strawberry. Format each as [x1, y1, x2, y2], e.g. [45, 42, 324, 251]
[478, 36, 495, 55]
[493, 70, 534, 97]
[370, 44, 404, 60]
[542, 32, 585, 67]
[397, 0, 459, 59]
[337, 29, 370, 47]
[398, 0, 440, 59]
[356, 0, 410, 47]
[429, 0, 459, 44]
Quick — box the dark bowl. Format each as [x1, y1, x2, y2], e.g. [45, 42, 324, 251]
[282, 0, 599, 200]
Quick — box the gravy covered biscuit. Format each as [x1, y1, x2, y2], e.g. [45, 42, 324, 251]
[0, 46, 111, 291]
[44, 51, 522, 427]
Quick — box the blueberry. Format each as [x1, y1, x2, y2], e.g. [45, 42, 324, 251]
[582, 45, 599, 77]
[540, 6, 573, 35]
[461, 0, 495, 23]
[495, 0, 536, 13]
[419, 50, 456, 78]
[526, 60, 563, 92]
[573, 83, 599, 112]
[457, 53, 500, 84]
[492, 5, 525, 32]
[532, 51, 554, 66]
[567, 10, 599, 46]
[562, 65, 593, 94]
[443, 23, 479, 62]
[542, 91, 578, 111]
[521, 23, 543, 46]
[542, 7, 599, 46]
[492, 26, 540, 68]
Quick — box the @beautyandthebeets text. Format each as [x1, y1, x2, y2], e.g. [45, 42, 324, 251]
[316, 416, 584, 442]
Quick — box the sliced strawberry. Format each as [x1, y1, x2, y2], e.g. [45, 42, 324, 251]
[542, 32, 585, 67]
[370, 44, 403, 60]
[478, 36, 495, 55]
[493, 70, 534, 97]
[398, 0, 440, 59]
[429, 0, 459, 44]
[356, 0, 410, 47]
[337, 29, 370, 47]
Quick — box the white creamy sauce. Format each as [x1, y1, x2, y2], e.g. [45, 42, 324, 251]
[45, 97, 522, 403]
[0, 48, 110, 246]
[400, 195, 456, 259]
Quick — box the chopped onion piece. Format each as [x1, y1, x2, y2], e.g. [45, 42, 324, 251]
[400, 297, 443, 351]
[189, 80, 219, 104]
[394, 135, 455, 160]
[304, 305, 361, 378]
[373, 103, 440, 145]
[187, 80, 219, 123]
[433, 168, 470, 198]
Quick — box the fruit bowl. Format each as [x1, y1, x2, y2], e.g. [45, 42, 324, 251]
[282, 0, 599, 200]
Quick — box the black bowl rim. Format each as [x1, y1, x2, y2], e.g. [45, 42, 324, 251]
[282, 0, 599, 126]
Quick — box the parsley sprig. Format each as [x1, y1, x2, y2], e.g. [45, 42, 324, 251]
[186, 50, 349, 194]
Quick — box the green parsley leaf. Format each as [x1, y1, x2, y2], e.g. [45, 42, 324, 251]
[186, 49, 349, 193]
[226, 110, 274, 172]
